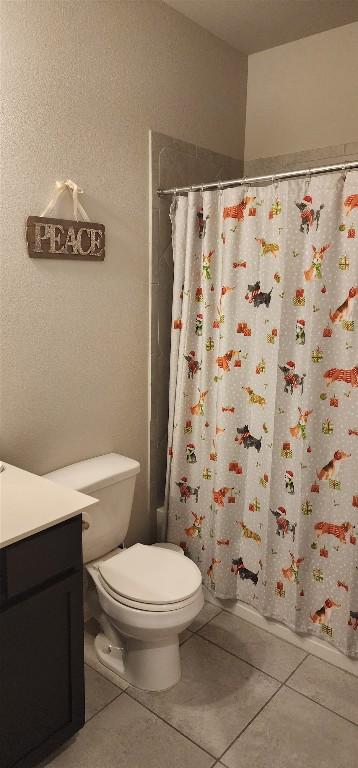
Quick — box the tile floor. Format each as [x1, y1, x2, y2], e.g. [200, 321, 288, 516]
[45, 603, 358, 767]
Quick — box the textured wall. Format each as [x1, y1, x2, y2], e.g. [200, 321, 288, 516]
[151, 132, 243, 522]
[245, 22, 358, 161]
[0, 0, 246, 544]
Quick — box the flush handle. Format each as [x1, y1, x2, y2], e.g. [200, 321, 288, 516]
[107, 643, 125, 654]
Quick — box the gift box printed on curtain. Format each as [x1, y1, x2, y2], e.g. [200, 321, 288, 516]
[165, 172, 358, 659]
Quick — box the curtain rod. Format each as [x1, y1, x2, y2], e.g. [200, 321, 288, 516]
[157, 160, 358, 196]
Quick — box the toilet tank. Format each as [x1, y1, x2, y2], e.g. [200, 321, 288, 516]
[44, 453, 140, 563]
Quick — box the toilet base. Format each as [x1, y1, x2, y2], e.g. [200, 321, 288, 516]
[94, 630, 181, 691]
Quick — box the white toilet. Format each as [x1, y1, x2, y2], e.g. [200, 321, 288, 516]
[45, 453, 204, 691]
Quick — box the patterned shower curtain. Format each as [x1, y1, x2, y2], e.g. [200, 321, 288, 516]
[165, 170, 358, 657]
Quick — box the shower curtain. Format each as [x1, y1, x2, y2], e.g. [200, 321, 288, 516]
[165, 170, 358, 657]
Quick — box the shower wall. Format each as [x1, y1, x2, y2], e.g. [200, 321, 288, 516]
[150, 131, 243, 528]
[244, 142, 358, 178]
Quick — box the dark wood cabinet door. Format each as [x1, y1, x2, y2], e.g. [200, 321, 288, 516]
[0, 572, 84, 768]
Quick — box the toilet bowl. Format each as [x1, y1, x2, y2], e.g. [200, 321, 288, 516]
[45, 454, 204, 691]
[88, 544, 203, 690]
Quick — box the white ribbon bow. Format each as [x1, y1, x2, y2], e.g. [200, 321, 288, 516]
[40, 179, 90, 222]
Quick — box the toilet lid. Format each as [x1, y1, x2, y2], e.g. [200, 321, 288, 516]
[98, 543, 202, 605]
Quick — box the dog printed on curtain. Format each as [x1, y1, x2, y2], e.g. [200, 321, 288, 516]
[165, 171, 358, 658]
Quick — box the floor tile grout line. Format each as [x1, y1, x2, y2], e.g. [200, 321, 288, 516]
[216, 653, 313, 764]
[124, 689, 218, 761]
[194, 607, 358, 685]
[218, 682, 286, 764]
[283, 651, 358, 729]
[193, 631, 287, 684]
[84, 660, 129, 692]
[85, 690, 124, 725]
[191, 608, 223, 635]
[219, 665, 358, 766]
[124, 633, 284, 765]
[284, 682, 358, 730]
[199, 632, 357, 726]
[282, 651, 309, 684]
[179, 630, 194, 647]
[195, 605, 315, 680]
[217, 606, 321, 657]
[206, 600, 346, 660]
[196, 603, 358, 676]
[218, 606, 358, 668]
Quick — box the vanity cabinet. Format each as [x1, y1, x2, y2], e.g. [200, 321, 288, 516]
[0, 516, 85, 768]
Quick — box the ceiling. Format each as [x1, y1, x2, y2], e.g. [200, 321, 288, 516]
[164, 0, 358, 53]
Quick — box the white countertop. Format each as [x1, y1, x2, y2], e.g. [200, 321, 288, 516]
[0, 461, 98, 549]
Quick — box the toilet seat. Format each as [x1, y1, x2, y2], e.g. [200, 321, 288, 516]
[96, 543, 202, 613]
[99, 578, 203, 612]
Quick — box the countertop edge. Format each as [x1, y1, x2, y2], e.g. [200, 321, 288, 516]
[0, 461, 99, 549]
[0, 497, 98, 550]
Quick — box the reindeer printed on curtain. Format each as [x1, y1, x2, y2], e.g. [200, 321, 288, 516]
[165, 172, 358, 658]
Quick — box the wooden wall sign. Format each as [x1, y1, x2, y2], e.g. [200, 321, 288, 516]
[26, 216, 105, 260]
